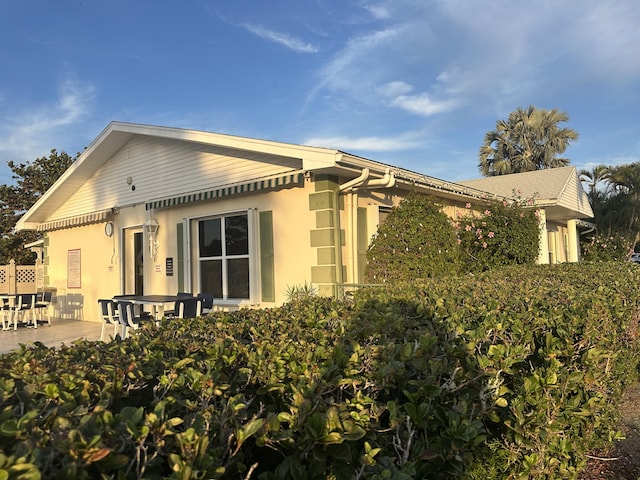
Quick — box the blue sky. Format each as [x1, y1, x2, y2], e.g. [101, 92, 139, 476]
[1, 1, 639, 186]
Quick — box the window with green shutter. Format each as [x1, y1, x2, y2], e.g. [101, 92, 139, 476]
[259, 211, 275, 302]
[176, 222, 184, 292]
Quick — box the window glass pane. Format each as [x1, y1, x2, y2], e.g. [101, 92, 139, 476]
[199, 219, 222, 257]
[378, 207, 392, 227]
[227, 258, 249, 299]
[225, 215, 248, 256]
[200, 259, 223, 298]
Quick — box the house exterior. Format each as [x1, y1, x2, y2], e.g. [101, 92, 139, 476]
[458, 166, 594, 264]
[15, 122, 593, 322]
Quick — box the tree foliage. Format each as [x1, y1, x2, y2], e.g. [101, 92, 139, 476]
[580, 161, 640, 252]
[579, 164, 611, 198]
[0, 149, 75, 264]
[365, 193, 461, 282]
[479, 105, 579, 176]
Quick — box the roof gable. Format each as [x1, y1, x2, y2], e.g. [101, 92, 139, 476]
[17, 122, 343, 229]
[16, 121, 520, 231]
[458, 167, 593, 220]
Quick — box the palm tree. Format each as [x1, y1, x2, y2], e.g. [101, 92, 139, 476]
[607, 163, 640, 239]
[579, 164, 611, 199]
[479, 106, 579, 176]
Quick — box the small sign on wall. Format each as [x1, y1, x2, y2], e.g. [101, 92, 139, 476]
[166, 257, 174, 276]
[67, 249, 81, 288]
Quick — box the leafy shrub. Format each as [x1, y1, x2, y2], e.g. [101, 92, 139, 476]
[365, 193, 461, 282]
[285, 282, 318, 302]
[365, 193, 540, 283]
[370, 263, 640, 478]
[454, 198, 540, 272]
[580, 232, 632, 262]
[0, 263, 637, 479]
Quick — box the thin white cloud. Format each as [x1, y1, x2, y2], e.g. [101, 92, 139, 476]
[362, 3, 392, 20]
[377, 81, 413, 97]
[427, 0, 640, 94]
[306, 27, 401, 107]
[244, 24, 318, 53]
[568, 2, 640, 81]
[304, 132, 424, 152]
[575, 156, 638, 178]
[0, 76, 95, 164]
[377, 81, 458, 116]
[307, 0, 640, 126]
[390, 93, 458, 116]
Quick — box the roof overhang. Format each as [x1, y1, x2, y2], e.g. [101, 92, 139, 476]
[16, 122, 344, 231]
[15, 121, 512, 233]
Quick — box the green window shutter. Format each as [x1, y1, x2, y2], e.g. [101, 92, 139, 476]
[357, 207, 368, 283]
[259, 211, 275, 302]
[176, 222, 185, 292]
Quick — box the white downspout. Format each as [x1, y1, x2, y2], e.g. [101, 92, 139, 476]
[333, 169, 369, 295]
[340, 168, 370, 192]
[338, 168, 396, 289]
[362, 169, 395, 189]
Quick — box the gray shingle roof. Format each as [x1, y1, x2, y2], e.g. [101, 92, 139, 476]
[458, 166, 593, 219]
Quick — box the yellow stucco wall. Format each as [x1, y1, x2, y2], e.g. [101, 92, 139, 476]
[44, 223, 122, 322]
[42, 179, 508, 323]
[43, 182, 318, 322]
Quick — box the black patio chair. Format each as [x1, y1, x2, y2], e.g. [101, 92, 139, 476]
[34, 291, 53, 326]
[117, 301, 153, 338]
[196, 293, 214, 314]
[163, 292, 195, 317]
[167, 297, 201, 319]
[11, 294, 37, 330]
[98, 299, 120, 340]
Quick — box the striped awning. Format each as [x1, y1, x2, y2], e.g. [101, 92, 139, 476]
[36, 209, 112, 232]
[145, 171, 305, 211]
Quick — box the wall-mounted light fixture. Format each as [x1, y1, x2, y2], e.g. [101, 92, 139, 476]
[143, 217, 159, 237]
[144, 215, 159, 261]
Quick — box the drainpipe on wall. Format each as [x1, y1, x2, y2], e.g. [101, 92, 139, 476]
[339, 168, 370, 193]
[335, 168, 396, 294]
[361, 169, 395, 190]
[332, 169, 369, 295]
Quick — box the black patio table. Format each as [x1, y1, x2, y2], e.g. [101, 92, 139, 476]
[112, 294, 185, 322]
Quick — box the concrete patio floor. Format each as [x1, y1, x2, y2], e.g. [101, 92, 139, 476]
[0, 318, 104, 354]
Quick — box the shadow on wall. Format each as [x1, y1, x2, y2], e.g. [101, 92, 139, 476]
[53, 293, 84, 320]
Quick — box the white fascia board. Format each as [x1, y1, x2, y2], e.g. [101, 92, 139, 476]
[110, 122, 342, 170]
[15, 221, 40, 231]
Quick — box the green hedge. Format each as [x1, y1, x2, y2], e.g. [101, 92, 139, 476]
[365, 194, 540, 281]
[0, 262, 638, 479]
[365, 194, 462, 282]
[362, 262, 640, 478]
